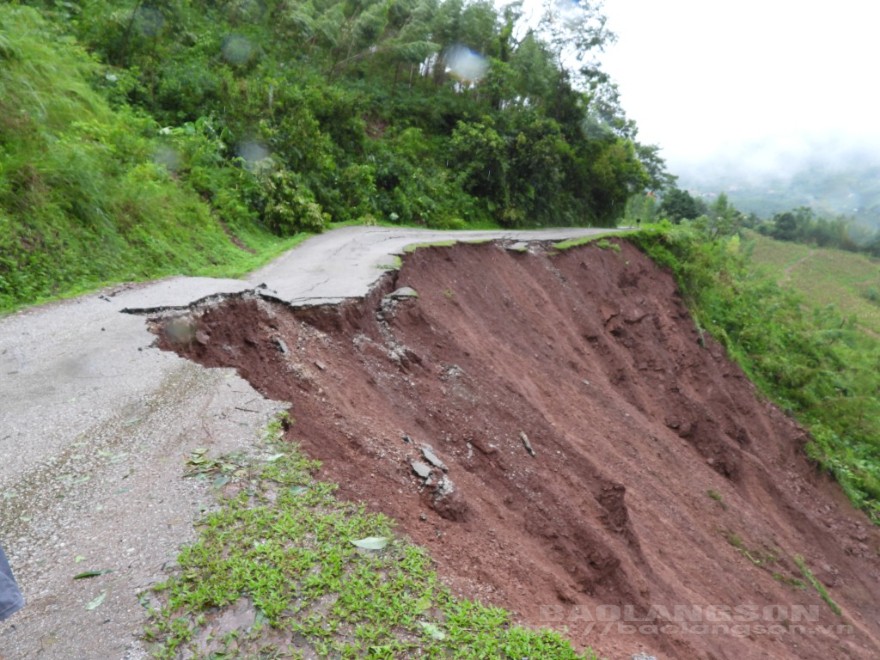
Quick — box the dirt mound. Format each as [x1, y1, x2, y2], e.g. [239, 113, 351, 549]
[155, 240, 880, 659]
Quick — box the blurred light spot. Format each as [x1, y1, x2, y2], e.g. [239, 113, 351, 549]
[445, 45, 488, 83]
[237, 140, 273, 174]
[222, 35, 255, 66]
[153, 145, 181, 173]
[133, 6, 164, 37]
[165, 317, 196, 344]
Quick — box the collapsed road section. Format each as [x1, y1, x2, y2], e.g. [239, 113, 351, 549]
[153, 239, 880, 659]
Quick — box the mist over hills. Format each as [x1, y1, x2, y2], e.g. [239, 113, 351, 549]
[675, 141, 880, 228]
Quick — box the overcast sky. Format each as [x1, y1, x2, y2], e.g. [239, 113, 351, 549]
[597, 1, 880, 174]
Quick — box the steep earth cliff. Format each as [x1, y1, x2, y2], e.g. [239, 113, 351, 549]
[157, 239, 880, 659]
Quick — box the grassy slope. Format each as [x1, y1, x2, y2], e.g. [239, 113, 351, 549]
[145, 415, 591, 658]
[0, 6, 295, 313]
[747, 232, 880, 335]
[632, 224, 880, 521]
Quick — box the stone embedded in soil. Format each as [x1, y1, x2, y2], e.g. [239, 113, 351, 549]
[410, 460, 433, 480]
[434, 474, 454, 497]
[519, 431, 536, 457]
[420, 445, 448, 472]
[387, 286, 419, 300]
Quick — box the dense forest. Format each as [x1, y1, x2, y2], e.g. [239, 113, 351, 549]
[0, 0, 669, 309]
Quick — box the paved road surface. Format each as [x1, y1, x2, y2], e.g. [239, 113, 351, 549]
[0, 226, 612, 658]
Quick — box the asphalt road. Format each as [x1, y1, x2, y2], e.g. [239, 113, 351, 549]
[0, 225, 613, 658]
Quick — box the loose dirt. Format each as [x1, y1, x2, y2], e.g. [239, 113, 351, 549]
[156, 239, 880, 660]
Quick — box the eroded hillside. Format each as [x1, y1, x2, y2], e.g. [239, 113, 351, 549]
[155, 239, 880, 659]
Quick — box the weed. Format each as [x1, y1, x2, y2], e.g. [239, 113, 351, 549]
[375, 256, 403, 271]
[723, 531, 778, 567]
[403, 240, 457, 254]
[597, 238, 621, 253]
[772, 572, 807, 590]
[793, 555, 843, 616]
[553, 232, 623, 251]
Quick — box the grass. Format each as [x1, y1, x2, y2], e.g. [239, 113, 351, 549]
[375, 256, 403, 271]
[723, 531, 778, 568]
[706, 490, 727, 510]
[402, 240, 457, 253]
[0, 5, 310, 315]
[552, 231, 631, 251]
[793, 555, 843, 616]
[632, 223, 880, 522]
[144, 414, 593, 658]
[746, 232, 880, 335]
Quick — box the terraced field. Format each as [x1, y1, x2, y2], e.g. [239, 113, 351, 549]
[747, 232, 880, 334]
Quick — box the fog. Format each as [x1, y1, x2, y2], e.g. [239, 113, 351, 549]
[599, 0, 880, 187]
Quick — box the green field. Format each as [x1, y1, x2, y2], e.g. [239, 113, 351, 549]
[746, 232, 880, 335]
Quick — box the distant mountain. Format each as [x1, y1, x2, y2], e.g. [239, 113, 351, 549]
[676, 150, 880, 228]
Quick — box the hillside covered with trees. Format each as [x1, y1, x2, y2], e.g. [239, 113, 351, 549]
[0, 0, 667, 310]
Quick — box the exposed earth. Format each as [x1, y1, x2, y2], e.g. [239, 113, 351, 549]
[0, 227, 611, 659]
[155, 239, 880, 660]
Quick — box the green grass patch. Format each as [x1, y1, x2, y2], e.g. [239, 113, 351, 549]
[144, 416, 592, 658]
[552, 231, 630, 251]
[402, 240, 458, 253]
[0, 6, 305, 314]
[706, 490, 726, 510]
[793, 555, 843, 616]
[631, 223, 880, 522]
[747, 232, 880, 335]
[723, 531, 778, 568]
[375, 256, 403, 271]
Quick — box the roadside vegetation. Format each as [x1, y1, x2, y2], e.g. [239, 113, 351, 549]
[1, 0, 668, 312]
[145, 415, 591, 658]
[631, 222, 880, 523]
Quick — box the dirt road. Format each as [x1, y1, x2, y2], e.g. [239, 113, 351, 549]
[0, 227, 608, 659]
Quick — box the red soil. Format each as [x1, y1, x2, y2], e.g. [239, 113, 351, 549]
[156, 239, 880, 659]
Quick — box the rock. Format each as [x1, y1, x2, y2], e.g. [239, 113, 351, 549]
[506, 241, 529, 252]
[387, 286, 419, 300]
[434, 475, 455, 497]
[314, 360, 326, 371]
[410, 460, 433, 480]
[421, 445, 448, 471]
[520, 431, 536, 457]
[272, 337, 289, 355]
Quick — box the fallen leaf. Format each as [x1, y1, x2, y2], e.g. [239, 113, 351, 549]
[86, 591, 107, 610]
[351, 536, 389, 551]
[73, 570, 112, 580]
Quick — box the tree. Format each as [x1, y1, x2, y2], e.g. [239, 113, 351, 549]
[660, 188, 704, 223]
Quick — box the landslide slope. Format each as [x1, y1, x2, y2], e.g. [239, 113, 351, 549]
[158, 239, 880, 659]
